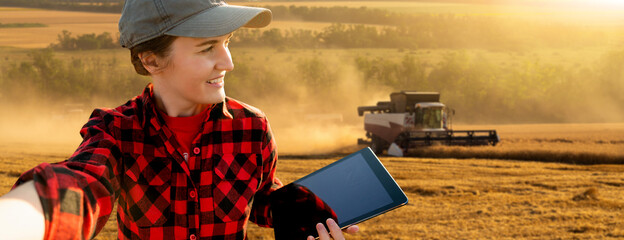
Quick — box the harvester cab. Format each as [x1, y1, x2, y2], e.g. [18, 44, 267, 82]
[414, 102, 448, 130]
[358, 91, 499, 155]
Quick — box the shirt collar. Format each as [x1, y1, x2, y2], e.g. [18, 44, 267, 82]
[140, 83, 233, 127]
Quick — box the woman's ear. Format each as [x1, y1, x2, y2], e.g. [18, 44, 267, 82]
[138, 52, 163, 74]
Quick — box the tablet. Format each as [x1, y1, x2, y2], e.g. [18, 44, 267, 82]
[270, 147, 409, 239]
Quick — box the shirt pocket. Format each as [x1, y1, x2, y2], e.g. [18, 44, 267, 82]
[122, 154, 172, 227]
[213, 153, 260, 222]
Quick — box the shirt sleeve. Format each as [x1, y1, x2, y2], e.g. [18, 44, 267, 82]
[12, 109, 122, 240]
[249, 119, 283, 228]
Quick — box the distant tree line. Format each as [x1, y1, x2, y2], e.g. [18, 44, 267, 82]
[351, 51, 624, 123]
[0, 22, 47, 28]
[233, 19, 600, 51]
[0, 48, 147, 106]
[50, 30, 118, 50]
[267, 5, 415, 26]
[45, 14, 604, 51]
[1, 47, 623, 123]
[50, 16, 598, 52]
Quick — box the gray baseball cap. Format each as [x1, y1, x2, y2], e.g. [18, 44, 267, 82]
[119, 0, 271, 48]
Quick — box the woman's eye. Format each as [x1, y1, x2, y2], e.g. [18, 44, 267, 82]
[200, 46, 213, 53]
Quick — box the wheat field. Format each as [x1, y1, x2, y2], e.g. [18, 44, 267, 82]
[0, 7, 336, 48]
[0, 123, 623, 239]
[417, 123, 624, 165]
[0, 7, 119, 48]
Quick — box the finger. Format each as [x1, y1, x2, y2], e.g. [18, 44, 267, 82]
[344, 225, 359, 234]
[307, 235, 315, 240]
[326, 218, 345, 240]
[316, 222, 330, 240]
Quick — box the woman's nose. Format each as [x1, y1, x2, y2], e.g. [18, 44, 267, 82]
[215, 46, 234, 72]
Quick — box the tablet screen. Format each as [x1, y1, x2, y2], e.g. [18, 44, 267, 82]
[295, 152, 394, 226]
[270, 148, 408, 239]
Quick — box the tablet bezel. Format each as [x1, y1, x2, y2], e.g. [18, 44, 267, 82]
[293, 147, 409, 227]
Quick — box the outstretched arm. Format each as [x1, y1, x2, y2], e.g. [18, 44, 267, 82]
[9, 108, 123, 240]
[0, 181, 45, 240]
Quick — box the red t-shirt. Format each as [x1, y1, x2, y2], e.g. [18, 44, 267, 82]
[160, 106, 211, 159]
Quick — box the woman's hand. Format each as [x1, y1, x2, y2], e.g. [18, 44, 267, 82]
[0, 181, 45, 240]
[308, 218, 359, 240]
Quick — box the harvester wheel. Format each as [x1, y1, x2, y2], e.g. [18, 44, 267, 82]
[370, 135, 389, 155]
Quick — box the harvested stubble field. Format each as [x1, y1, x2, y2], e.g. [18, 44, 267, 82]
[0, 7, 119, 48]
[0, 123, 623, 239]
[411, 123, 624, 165]
[0, 7, 334, 49]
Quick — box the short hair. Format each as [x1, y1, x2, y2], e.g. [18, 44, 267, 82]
[129, 35, 178, 76]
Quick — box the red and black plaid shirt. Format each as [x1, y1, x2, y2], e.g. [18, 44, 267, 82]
[14, 84, 283, 240]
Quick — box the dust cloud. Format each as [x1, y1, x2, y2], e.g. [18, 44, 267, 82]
[0, 102, 86, 146]
[237, 63, 386, 155]
[0, 64, 383, 155]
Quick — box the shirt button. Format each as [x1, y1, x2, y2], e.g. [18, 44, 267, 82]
[189, 190, 196, 199]
[193, 147, 200, 155]
[189, 234, 197, 240]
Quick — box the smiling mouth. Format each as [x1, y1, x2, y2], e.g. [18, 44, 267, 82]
[207, 77, 223, 84]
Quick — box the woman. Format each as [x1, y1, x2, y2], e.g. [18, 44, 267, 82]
[0, 0, 357, 239]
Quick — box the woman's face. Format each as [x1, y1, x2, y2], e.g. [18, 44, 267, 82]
[155, 34, 234, 107]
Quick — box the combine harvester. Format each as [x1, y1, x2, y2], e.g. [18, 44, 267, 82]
[357, 91, 499, 156]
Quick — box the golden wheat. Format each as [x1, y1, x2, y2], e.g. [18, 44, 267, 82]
[1, 124, 623, 240]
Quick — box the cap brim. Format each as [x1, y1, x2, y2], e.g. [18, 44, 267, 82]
[165, 5, 271, 38]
